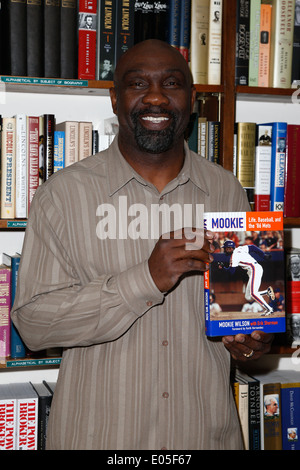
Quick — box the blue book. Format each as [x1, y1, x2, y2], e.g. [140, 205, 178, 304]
[179, 0, 191, 61]
[53, 130, 65, 172]
[281, 373, 300, 450]
[263, 122, 287, 212]
[2, 253, 26, 358]
[166, 0, 181, 48]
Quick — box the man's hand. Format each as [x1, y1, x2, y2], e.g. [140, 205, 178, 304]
[148, 228, 215, 293]
[222, 331, 274, 362]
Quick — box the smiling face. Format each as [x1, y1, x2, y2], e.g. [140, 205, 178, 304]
[110, 40, 196, 159]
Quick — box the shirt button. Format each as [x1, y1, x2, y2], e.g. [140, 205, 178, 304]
[162, 340, 168, 346]
[146, 301, 153, 307]
[159, 195, 164, 201]
[162, 392, 169, 398]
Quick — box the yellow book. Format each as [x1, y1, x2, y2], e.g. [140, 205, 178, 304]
[190, 0, 210, 84]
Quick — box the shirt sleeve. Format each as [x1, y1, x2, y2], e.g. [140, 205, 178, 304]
[11, 187, 164, 352]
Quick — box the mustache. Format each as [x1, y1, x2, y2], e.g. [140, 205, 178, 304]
[132, 107, 176, 119]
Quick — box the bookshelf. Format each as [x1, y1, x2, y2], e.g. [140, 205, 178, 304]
[1, 0, 300, 374]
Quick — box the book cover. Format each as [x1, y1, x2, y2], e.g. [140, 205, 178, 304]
[268, 0, 296, 88]
[236, 122, 256, 203]
[30, 382, 53, 450]
[264, 121, 287, 212]
[44, 0, 61, 78]
[2, 0, 27, 76]
[79, 121, 92, 160]
[207, 0, 223, 85]
[262, 380, 282, 449]
[248, 0, 261, 87]
[179, 0, 191, 62]
[10, 383, 38, 450]
[43, 114, 55, 181]
[56, 121, 79, 166]
[60, 0, 77, 79]
[254, 123, 272, 211]
[204, 210, 286, 336]
[281, 374, 300, 450]
[258, 3, 272, 87]
[27, 0, 43, 77]
[285, 249, 300, 346]
[78, 0, 97, 79]
[0, 265, 11, 359]
[27, 116, 40, 215]
[166, 0, 181, 49]
[235, 0, 250, 86]
[1, 117, 16, 220]
[292, 0, 300, 84]
[284, 124, 300, 217]
[0, 385, 17, 450]
[115, 0, 135, 64]
[98, 0, 116, 81]
[53, 130, 65, 172]
[14, 114, 27, 219]
[190, 0, 209, 85]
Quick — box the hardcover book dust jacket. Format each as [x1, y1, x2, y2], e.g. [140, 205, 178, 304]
[204, 211, 285, 336]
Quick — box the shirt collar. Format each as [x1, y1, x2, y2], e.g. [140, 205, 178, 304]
[107, 136, 210, 196]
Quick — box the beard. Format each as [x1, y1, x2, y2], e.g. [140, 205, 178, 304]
[131, 108, 178, 154]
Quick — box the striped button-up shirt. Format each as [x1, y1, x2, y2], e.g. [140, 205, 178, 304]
[12, 137, 249, 450]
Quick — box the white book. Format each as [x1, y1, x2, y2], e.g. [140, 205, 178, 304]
[14, 114, 27, 219]
[207, 0, 223, 85]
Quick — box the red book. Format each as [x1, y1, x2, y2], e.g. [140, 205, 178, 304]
[284, 125, 300, 217]
[78, 0, 97, 79]
[27, 116, 39, 215]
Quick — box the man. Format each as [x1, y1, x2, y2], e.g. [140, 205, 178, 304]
[11, 40, 273, 450]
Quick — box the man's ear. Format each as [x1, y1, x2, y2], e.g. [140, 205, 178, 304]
[109, 87, 118, 115]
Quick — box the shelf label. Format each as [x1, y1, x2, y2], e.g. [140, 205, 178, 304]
[6, 221, 27, 228]
[6, 357, 61, 368]
[0, 76, 88, 87]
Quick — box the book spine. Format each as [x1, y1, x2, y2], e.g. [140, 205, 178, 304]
[79, 122, 92, 160]
[236, 122, 256, 189]
[207, 0, 223, 85]
[254, 124, 272, 211]
[235, 0, 250, 85]
[44, 0, 61, 78]
[16, 397, 38, 450]
[1, 117, 16, 220]
[206, 121, 220, 163]
[263, 382, 282, 450]
[291, 1, 300, 84]
[179, 0, 191, 62]
[0, 266, 11, 358]
[78, 0, 97, 79]
[10, 256, 26, 359]
[56, 121, 79, 166]
[26, 0, 43, 77]
[15, 114, 27, 219]
[115, 0, 135, 64]
[284, 125, 300, 217]
[281, 383, 300, 450]
[0, 398, 16, 450]
[248, 381, 261, 450]
[269, 0, 296, 88]
[258, 3, 272, 87]
[270, 122, 287, 212]
[60, 0, 77, 79]
[248, 0, 261, 87]
[92, 129, 99, 154]
[6, 0, 27, 76]
[152, 0, 168, 41]
[166, 0, 181, 48]
[53, 130, 65, 172]
[27, 116, 40, 215]
[43, 114, 55, 181]
[190, 0, 209, 85]
[134, 0, 154, 43]
[98, 0, 117, 81]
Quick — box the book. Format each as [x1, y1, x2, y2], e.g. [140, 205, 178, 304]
[198, 116, 207, 157]
[14, 114, 27, 219]
[291, 0, 300, 85]
[236, 122, 256, 204]
[27, 116, 40, 215]
[134, 0, 154, 43]
[285, 248, 300, 346]
[264, 121, 287, 212]
[44, 0, 61, 78]
[0, 265, 11, 359]
[248, 0, 261, 87]
[258, 3, 272, 87]
[2, 253, 26, 359]
[97, 0, 116, 81]
[233, 371, 250, 449]
[268, 0, 296, 88]
[204, 210, 286, 336]
[30, 382, 53, 450]
[238, 370, 261, 450]
[43, 114, 55, 181]
[2, 0, 27, 76]
[166, 0, 181, 49]
[207, 0, 223, 85]
[254, 123, 272, 211]
[92, 129, 99, 154]
[179, 0, 191, 62]
[284, 124, 300, 217]
[78, 0, 97, 80]
[79, 121, 92, 160]
[27, 0, 43, 77]
[190, 0, 209, 84]
[280, 372, 300, 450]
[235, 0, 251, 85]
[56, 121, 79, 166]
[10, 383, 38, 450]
[115, 0, 135, 64]
[60, 0, 77, 79]
[1, 117, 16, 220]
[206, 120, 220, 163]
[0, 384, 17, 450]
[39, 115, 44, 186]
[53, 130, 65, 172]
[152, 0, 168, 41]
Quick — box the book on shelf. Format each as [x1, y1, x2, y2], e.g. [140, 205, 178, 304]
[44, 0, 61, 78]
[292, 0, 300, 85]
[190, 0, 209, 85]
[179, 0, 191, 62]
[267, 0, 296, 88]
[198, 116, 208, 157]
[78, 0, 97, 80]
[134, 0, 154, 44]
[53, 130, 65, 172]
[115, 0, 135, 64]
[56, 121, 79, 167]
[27, 116, 40, 215]
[166, 0, 181, 49]
[236, 122, 256, 208]
[285, 248, 300, 347]
[0, 384, 17, 450]
[281, 375, 300, 450]
[235, 0, 250, 86]
[265, 121, 287, 212]
[2, 0, 27, 77]
[258, 2, 272, 87]
[43, 114, 55, 182]
[14, 114, 27, 219]
[0, 265, 11, 359]
[79, 121, 93, 160]
[1, 117, 16, 220]
[284, 124, 300, 217]
[207, 0, 223, 85]
[30, 382, 53, 450]
[254, 123, 272, 211]
[60, 0, 77, 79]
[39, 116, 44, 186]
[232, 371, 250, 449]
[10, 382, 38, 450]
[248, 0, 261, 87]
[26, 0, 43, 78]
[97, 0, 116, 81]
[152, 0, 168, 42]
[206, 120, 220, 163]
[204, 210, 285, 337]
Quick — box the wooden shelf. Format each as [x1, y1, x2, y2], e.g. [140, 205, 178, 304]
[236, 85, 299, 96]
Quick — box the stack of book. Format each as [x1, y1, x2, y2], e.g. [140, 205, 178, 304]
[235, 0, 300, 88]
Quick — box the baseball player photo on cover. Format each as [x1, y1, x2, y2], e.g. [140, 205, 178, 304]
[204, 211, 286, 336]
